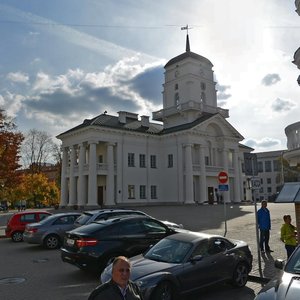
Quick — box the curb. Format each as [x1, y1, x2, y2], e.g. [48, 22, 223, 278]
[248, 275, 270, 284]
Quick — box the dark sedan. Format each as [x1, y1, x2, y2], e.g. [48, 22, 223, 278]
[101, 231, 253, 300]
[254, 245, 300, 300]
[61, 215, 177, 273]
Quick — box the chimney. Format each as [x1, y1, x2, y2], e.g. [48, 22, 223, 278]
[141, 115, 150, 128]
[118, 111, 126, 124]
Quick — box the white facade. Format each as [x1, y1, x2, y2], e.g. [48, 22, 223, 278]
[255, 151, 284, 201]
[57, 35, 251, 208]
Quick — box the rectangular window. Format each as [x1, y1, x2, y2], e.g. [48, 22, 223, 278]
[257, 161, 263, 173]
[265, 161, 272, 172]
[267, 178, 271, 184]
[139, 154, 146, 168]
[273, 160, 279, 172]
[98, 155, 103, 164]
[140, 185, 146, 199]
[128, 153, 135, 167]
[168, 154, 173, 168]
[150, 155, 157, 168]
[151, 185, 157, 199]
[205, 156, 209, 166]
[128, 185, 135, 199]
[267, 187, 272, 193]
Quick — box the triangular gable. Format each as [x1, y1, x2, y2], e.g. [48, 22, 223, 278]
[191, 114, 244, 141]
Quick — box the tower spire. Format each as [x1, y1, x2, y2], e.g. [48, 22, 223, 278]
[181, 25, 191, 52]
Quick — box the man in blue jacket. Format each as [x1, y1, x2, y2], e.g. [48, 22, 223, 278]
[257, 200, 273, 253]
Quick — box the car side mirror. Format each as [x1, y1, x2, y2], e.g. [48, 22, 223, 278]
[274, 259, 285, 270]
[190, 255, 203, 263]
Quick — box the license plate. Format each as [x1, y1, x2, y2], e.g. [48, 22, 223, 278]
[66, 238, 75, 246]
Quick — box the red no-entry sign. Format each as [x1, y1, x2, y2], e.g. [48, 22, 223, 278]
[218, 171, 228, 184]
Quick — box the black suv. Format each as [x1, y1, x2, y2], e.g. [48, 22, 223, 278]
[61, 215, 177, 273]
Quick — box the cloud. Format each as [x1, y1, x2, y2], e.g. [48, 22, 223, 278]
[261, 73, 281, 86]
[271, 97, 296, 112]
[128, 65, 164, 104]
[216, 83, 231, 104]
[243, 137, 281, 149]
[7, 72, 29, 83]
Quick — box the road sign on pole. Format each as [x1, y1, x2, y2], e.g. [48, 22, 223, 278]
[218, 171, 228, 184]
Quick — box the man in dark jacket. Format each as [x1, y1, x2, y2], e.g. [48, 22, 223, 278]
[88, 256, 143, 300]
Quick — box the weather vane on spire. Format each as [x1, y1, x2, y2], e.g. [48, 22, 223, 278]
[181, 24, 192, 34]
[181, 25, 192, 52]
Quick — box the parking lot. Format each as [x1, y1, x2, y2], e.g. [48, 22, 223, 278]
[0, 202, 294, 300]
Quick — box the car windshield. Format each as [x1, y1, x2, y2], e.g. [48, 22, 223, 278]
[75, 213, 93, 225]
[285, 247, 300, 274]
[144, 237, 192, 263]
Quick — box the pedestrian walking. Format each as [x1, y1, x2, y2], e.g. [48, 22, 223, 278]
[88, 256, 143, 300]
[280, 215, 297, 258]
[257, 200, 273, 253]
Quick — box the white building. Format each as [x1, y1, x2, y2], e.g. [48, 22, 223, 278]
[255, 151, 284, 201]
[57, 35, 251, 208]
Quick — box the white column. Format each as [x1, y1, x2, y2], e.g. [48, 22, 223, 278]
[233, 149, 241, 203]
[116, 142, 123, 203]
[199, 145, 207, 203]
[60, 147, 69, 207]
[184, 144, 194, 204]
[106, 143, 115, 206]
[222, 148, 230, 203]
[87, 141, 98, 206]
[77, 143, 86, 207]
[69, 145, 77, 206]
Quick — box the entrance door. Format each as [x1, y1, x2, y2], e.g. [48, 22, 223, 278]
[207, 187, 214, 204]
[97, 186, 103, 207]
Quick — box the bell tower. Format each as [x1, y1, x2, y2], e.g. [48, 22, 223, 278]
[153, 33, 228, 129]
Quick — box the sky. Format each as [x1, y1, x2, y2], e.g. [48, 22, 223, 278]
[0, 0, 299, 153]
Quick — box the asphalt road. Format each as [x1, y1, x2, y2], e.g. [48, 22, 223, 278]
[0, 202, 295, 300]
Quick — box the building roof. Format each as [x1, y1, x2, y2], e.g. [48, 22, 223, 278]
[57, 112, 222, 138]
[164, 34, 213, 68]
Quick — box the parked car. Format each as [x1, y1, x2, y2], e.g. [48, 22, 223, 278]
[254, 245, 300, 300]
[73, 209, 149, 228]
[5, 210, 52, 242]
[74, 208, 183, 229]
[101, 231, 253, 300]
[23, 212, 81, 249]
[61, 215, 178, 273]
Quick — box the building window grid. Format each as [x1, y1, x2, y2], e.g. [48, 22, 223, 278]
[128, 185, 135, 199]
[168, 154, 173, 168]
[140, 185, 146, 199]
[128, 153, 135, 167]
[139, 154, 146, 168]
[151, 185, 157, 199]
[150, 155, 157, 168]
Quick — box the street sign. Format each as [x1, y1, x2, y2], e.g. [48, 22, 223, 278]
[218, 184, 229, 191]
[251, 177, 261, 190]
[218, 171, 228, 184]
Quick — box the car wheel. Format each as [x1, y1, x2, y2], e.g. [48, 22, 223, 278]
[11, 231, 23, 242]
[44, 234, 60, 249]
[231, 262, 249, 287]
[151, 281, 175, 300]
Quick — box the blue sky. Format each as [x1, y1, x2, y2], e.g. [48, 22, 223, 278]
[0, 0, 299, 152]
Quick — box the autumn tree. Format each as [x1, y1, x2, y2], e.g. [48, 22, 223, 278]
[0, 109, 24, 201]
[18, 173, 60, 207]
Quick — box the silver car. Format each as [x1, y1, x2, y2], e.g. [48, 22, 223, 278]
[23, 212, 81, 249]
